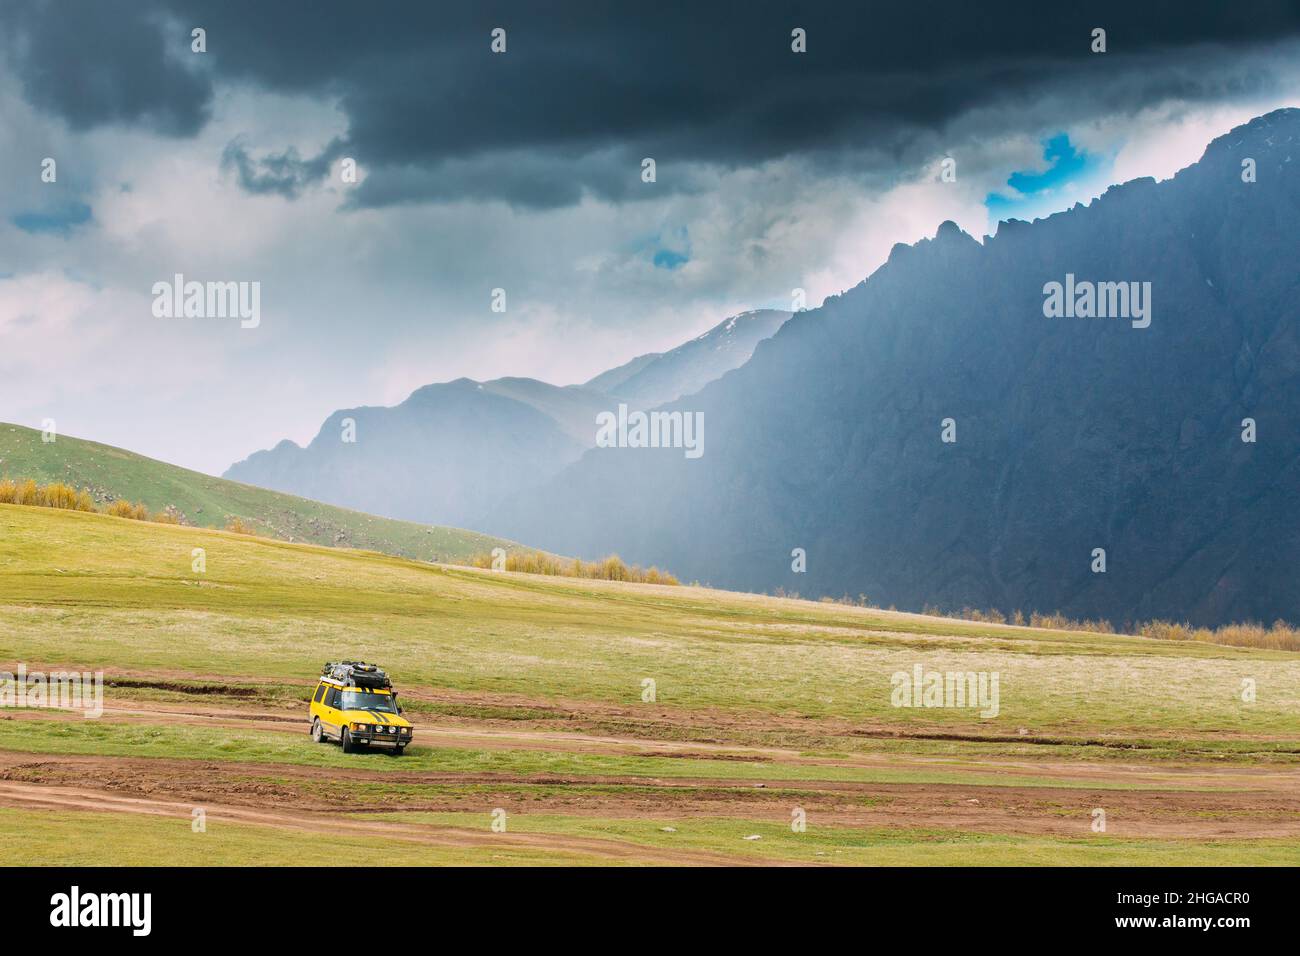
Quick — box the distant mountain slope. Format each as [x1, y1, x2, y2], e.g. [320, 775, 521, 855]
[583, 352, 661, 394]
[596, 309, 789, 408]
[0, 422, 522, 562]
[476, 378, 610, 444]
[486, 109, 1300, 628]
[226, 310, 789, 527]
[225, 378, 596, 528]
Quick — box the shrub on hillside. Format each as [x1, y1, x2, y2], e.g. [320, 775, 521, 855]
[1, 476, 196, 530]
[2, 478, 106, 515]
[958, 607, 1008, 625]
[106, 499, 137, 519]
[37, 482, 95, 512]
[1139, 618, 1300, 652]
[469, 550, 679, 585]
[1028, 611, 1115, 633]
[15, 479, 40, 506]
[921, 604, 1295, 651]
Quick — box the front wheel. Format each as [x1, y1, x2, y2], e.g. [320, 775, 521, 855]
[390, 745, 405, 757]
[341, 728, 355, 754]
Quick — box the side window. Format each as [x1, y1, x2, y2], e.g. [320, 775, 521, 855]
[312, 683, 327, 704]
[326, 688, 340, 709]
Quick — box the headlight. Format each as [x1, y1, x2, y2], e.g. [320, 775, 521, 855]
[350, 722, 366, 732]
[401, 727, 411, 735]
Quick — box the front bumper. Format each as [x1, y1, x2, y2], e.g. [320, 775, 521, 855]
[349, 727, 412, 747]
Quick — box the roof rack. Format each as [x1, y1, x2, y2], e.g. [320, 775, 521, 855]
[321, 661, 392, 690]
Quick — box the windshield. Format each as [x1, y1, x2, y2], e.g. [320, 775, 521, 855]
[340, 690, 397, 714]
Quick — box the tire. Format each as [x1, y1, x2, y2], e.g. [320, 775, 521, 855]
[390, 745, 405, 757]
[310, 718, 325, 743]
[341, 728, 355, 754]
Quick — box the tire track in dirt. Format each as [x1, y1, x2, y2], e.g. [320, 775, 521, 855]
[1, 750, 1297, 840]
[0, 780, 781, 866]
[9, 701, 1300, 794]
[10, 660, 1299, 750]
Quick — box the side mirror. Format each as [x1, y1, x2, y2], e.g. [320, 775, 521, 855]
[397, 707, 404, 715]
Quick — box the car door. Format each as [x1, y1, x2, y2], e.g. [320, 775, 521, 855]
[321, 685, 343, 737]
[310, 681, 328, 725]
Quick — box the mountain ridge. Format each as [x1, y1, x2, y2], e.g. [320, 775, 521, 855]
[483, 108, 1300, 627]
[224, 308, 791, 527]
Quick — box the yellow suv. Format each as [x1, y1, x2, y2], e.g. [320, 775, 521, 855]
[309, 661, 413, 755]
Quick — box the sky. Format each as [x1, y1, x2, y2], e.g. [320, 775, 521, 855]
[2, 0, 1299, 475]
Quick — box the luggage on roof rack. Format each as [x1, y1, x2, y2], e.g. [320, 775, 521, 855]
[321, 660, 392, 689]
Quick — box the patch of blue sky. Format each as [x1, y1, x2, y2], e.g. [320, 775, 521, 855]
[985, 133, 1110, 227]
[652, 248, 689, 270]
[629, 225, 691, 271]
[12, 201, 93, 236]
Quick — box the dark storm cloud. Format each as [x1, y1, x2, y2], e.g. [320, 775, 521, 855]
[5, 0, 1300, 206]
[221, 137, 346, 199]
[0, 0, 212, 136]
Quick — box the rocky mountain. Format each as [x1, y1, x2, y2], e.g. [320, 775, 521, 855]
[485, 109, 1300, 627]
[584, 309, 790, 408]
[224, 378, 604, 528]
[583, 353, 661, 395]
[224, 311, 789, 528]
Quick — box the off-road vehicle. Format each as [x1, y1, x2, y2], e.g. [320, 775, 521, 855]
[309, 661, 413, 755]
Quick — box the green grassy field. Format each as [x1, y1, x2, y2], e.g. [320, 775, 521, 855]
[0, 422, 521, 562]
[1, 502, 1297, 865]
[2, 504, 1295, 742]
[359, 812, 1300, 866]
[0, 808, 602, 867]
[3, 807, 1291, 867]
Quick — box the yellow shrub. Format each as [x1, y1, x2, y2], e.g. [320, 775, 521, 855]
[601, 555, 628, 582]
[0, 478, 176, 523]
[15, 479, 40, 506]
[467, 550, 678, 585]
[1139, 620, 1182, 641]
[106, 499, 136, 518]
[40, 482, 80, 510]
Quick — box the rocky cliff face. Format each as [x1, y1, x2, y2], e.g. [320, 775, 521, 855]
[595, 309, 790, 409]
[487, 109, 1300, 626]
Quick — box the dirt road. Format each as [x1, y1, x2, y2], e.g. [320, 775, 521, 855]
[3, 687, 1298, 862]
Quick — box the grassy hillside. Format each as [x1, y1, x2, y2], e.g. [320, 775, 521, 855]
[0, 422, 524, 563]
[3, 504, 1297, 735]
[1, 504, 1296, 865]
